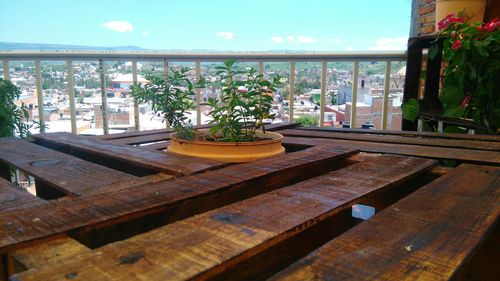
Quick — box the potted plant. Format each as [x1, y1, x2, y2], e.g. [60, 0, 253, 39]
[402, 15, 500, 134]
[131, 59, 285, 162]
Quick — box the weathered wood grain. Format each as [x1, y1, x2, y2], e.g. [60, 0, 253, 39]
[98, 122, 298, 142]
[139, 141, 170, 151]
[0, 178, 46, 212]
[0, 178, 89, 280]
[0, 138, 139, 197]
[0, 146, 356, 254]
[9, 236, 90, 272]
[109, 133, 171, 145]
[279, 129, 500, 151]
[32, 132, 225, 176]
[97, 128, 175, 140]
[11, 155, 436, 281]
[296, 126, 500, 142]
[108, 122, 300, 146]
[270, 164, 500, 281]
[283, 136, 500, 165]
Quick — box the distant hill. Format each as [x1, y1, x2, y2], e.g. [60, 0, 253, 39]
[0, 42, 311, 53]
[0, 42, 146, 51]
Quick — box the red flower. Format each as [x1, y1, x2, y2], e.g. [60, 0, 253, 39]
[451, 31, 457, 38]
[460, 95, 472, 108]
[452, 39, 462, 50]
[448, 17, 464, 24]
[438, 14, 464, 30]
[484, 18, 500, 32]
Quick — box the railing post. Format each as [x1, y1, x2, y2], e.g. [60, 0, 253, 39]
[195, 61, 201, 126]
[258, 61, 264, 76]
[289, 62, 295, 122]
[132, 60, 140, 131]
[66, 60, 77, 134]
[350, 61, 359, 128]
[320, 61, 327, 127]
[35, 60, 45, 133]
[99, 59, 109, 135]
[381, 61, 392, 130]
[2, 59, 10, 80]
[163, 59, 170, 128]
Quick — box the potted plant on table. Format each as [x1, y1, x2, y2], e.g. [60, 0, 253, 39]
[402, 14, 500, 134]
[131, 59, 285, 162]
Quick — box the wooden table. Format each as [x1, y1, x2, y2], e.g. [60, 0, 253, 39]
[0, 123, 498, 281]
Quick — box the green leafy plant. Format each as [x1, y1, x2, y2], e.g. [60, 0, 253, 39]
[403, 15, 500, 133]
[131, 60, 281, 142]
[130, 67, 198, 140]
[207, 59, 282, 142]
[0, 78, 37, 138]
[295, 115, 319, 127]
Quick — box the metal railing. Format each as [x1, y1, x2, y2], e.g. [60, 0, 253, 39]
[0, 51, 407, 134]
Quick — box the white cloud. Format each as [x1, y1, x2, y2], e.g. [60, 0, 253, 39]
[330, 38, 341, 44]
[369, 37, 408, 50]
[271, 36, 284, 43]
[214, 32, 234, 40]
[142, 31, 149, 36]
[346, 46, 356, 51]
[287, 35, 295, 42]
[297, 36, 316, 43]
[102, 21, 134, 33]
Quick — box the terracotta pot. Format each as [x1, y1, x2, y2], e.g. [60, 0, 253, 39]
[436, 0, 486, 29]
[167, 130, 285, 163]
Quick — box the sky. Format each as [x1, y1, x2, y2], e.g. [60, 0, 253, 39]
[0, 0, 412, 51]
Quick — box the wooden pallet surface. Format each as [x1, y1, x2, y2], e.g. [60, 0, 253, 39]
[282, 136, 500, 165]
[12, 154, 436, 281]
[279, 129, 500, 151]
[270, 164, 500, 281]
[0, 138, 139, 197]
[0, 146, 356, 254]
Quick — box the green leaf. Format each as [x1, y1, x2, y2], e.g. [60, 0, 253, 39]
[429, 44, 440, 60]
[443, 126, 467, 134]
[439, 86, 463, 106]
[401, 99, 420, 122]
[442, 105, 465, 118]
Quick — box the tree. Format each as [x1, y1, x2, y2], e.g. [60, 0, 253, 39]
[0, 79, 41, 138]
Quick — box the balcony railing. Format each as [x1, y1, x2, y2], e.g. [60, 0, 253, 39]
[0, 51, 407, 135]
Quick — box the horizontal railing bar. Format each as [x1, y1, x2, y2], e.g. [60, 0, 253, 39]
[0, 51, 406, 62]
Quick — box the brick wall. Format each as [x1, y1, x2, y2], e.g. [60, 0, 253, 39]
[418, 0, 436, 36]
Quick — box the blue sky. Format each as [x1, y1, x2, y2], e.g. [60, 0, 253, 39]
[0, 0, 412, 51]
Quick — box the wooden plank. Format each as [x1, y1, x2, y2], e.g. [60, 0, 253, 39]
[0, 138, 139, 197]
[9, 236, 90, 272]
[270, 164, 500, 281]
[97, 128, 175, 141]
[0, 178, 46, 212]
[0, 178, 89, 279]
[0, 146, 357, 254]
[283, 136, 500, 165]
[108, 122, 301, 146]
[297, 126, 500, 142]
[109, 133, 171, 145]
[98, 122, 298, 141]
[32, 132, 225, 176]
[139, 141, 170, 151]
[11, 155, 436, 281]
[280, 129, 500, 151]
[264, 122, 301, 131]
[85, 173, 174, 195]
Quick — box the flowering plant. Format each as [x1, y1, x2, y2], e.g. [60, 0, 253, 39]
[403, 14, 500, 133]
